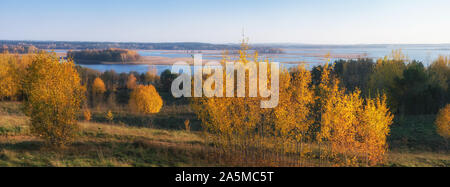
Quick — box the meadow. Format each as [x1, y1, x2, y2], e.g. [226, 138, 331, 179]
[0, 102, 448, 167]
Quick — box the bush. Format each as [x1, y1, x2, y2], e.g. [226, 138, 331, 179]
[129, 85, 163, 114]
[106, 110, 114, 123]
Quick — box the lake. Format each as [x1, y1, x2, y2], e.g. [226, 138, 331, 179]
[79, 64, 302, 75]
[76, 44, 450, 75]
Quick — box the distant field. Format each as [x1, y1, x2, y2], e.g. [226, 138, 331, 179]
[0, 102, 448, 167]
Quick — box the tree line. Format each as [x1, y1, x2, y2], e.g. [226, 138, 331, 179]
[0, 44, 38, 54]
[329, 51, 449, 116]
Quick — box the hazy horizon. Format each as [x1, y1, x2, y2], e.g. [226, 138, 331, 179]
[2, 39, 450, 46]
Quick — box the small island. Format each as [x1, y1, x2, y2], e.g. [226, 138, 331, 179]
[68, 48, 141, 64]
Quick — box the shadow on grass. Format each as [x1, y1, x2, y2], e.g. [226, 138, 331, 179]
[89, 112, 202, 132]
[389, 115, 449, 153]
[0, 137, 213, 167]
[0, 140, 44, 152]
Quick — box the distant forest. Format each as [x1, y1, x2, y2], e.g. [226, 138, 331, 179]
[0, 44, 38, 54]
[0, 40, 284, 53]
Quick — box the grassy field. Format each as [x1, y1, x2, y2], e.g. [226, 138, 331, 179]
[0, 102, 448, 167]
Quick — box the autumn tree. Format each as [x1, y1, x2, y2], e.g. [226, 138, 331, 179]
[311, 63, 339, 138]
[22, 52, 84, 146]
[436, 104, 450, 139]
[192, 41, 316, 162]
[92, 77, 106, 107]
[83, 109, 92, 122]
[359, 95, 394, 165]
[313, 60, 394, 166]
[0, 54, 19, 100]
[92, 77, 106, 95]
[191, 41, 263, 146]
[273, 66, 315, 150]
[318, 86, 393, 166]
[129, 85, 163, 114]
[0, 54, 32, 100]
[192, 40, 395, 166]
[106, 110, 114, 123]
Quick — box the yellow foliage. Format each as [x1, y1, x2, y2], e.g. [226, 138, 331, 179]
[319, 88, 393, 166]
[192, 41, 264, 140]
[0, 54, 32, 100]
[192, 40, 394, 166]
[184, 120, 191, 132]
[389, 49, 408, 62]
[314, 64, 340, 118]
[129, 85, 163, 114]
[359, 95, 393, 165]
[313, 62, 394, 166]
[274, 66, 315, 141]
[92, 77, 106, 95]
[91, 77, 106, 108]
[106, 110, 114, 123]
[192, 40, 315, 154]
[0, 55, 18, 100]
[83, 109, 92, 122]
[436, 104, 450, 139]
[22, 52, 85, 146]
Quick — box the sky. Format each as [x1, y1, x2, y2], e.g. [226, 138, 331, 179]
[1, 0, 450, 44]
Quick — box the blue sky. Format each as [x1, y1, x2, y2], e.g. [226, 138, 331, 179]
[1, 0, 449, 44]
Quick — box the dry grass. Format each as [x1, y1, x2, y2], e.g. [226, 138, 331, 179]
[387, 151, 449, 167]
[78, 122, 203, 145]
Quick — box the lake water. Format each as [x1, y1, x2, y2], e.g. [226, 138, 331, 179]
[79, 64, 301, 75]
[75, 44, 450, 75]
